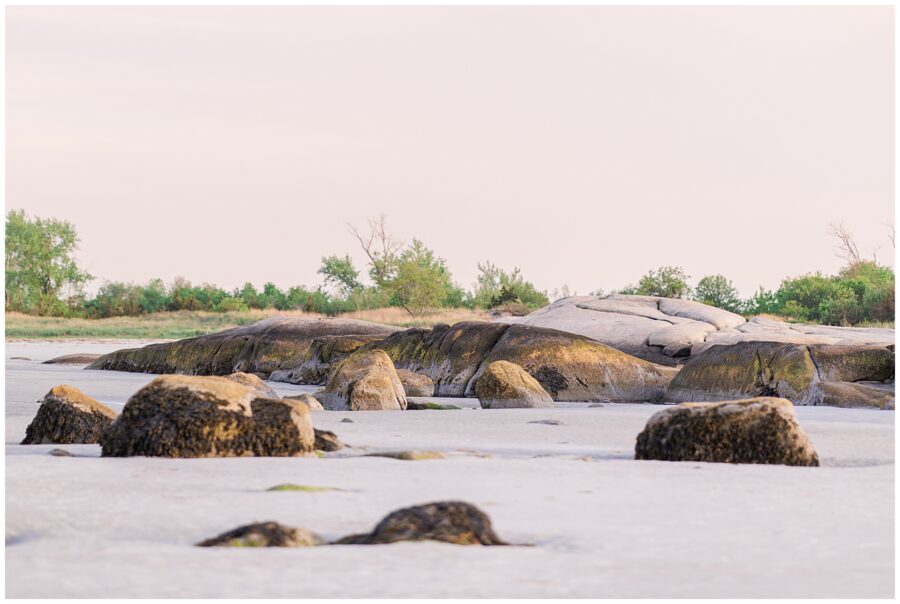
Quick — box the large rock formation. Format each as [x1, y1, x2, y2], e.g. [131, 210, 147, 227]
[635, 397, 819, 466]
[87, 317, 399, 377]
[372, 322, 677, 402]
[100, 375, 315, 457]
[503, 294, 894, 366]
[268, 334, 389, 385]
[666, 342, 895, 409]
[316, 350, 408, 411]
[475, 360, 554, 409]
[334, 501, 508, 545]
[21, 385, 117, 444]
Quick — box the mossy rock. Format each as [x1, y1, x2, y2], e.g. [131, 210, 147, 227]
[475, 360, 553, 408]
[316, 350, 407, 411]
[99, 375, 315, 458]
[198, 522, 323, 547]
[267, 484, 339, 492]
[364, 450, 445, 460]
[396, 369, 435, 397]
[635, 397, 819, 466]
[22, 385, 117, 445]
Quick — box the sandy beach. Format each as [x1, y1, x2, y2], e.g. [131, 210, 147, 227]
[5, 340, 895, 598]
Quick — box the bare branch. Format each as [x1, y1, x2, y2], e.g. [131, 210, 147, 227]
[346, 214, 403, 286]
[828, 222, 862, 265]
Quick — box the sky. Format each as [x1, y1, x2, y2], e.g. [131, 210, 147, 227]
[6, 6, 895, 298]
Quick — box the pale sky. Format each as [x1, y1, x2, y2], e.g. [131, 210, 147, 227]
[6, 6, 895, 298]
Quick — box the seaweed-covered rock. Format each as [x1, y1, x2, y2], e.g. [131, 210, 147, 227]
[335, 501, 507, 545]
[635, 397, 819, 466]
[374, 322, 677, 402]
[397, 369, 435, 397]
[314, 429, 343, 451]
[316, 350, 407, 411]
[285, 393, 325, 411]
[99, 375, 315, 457]
[224, 372, 278, 398]
[666, 341, 895, 407]
[88, 317, 399, 377]
[475, 360, 553, 409]
[198, 522, 323, 547]
[21, 385, 117, 445]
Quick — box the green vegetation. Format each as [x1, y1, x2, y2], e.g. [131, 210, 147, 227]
[619, 265, 692, 299]
[693, 274, 742, 313]
[5, 211, 548, 321]
[266, 484, 339, 492]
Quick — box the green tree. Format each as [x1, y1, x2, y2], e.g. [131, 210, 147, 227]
[318, 255, 361, 298]
[5, 210, 93, 314]
[387, 239, 455, 315]
[621, 266, 691, 299]
[693, 274, 741, 312]
[471, 261, 549, 309]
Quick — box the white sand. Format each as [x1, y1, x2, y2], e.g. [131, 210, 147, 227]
[5, 341, 895, 598]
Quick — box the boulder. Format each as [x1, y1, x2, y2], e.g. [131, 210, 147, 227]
[396, 369, 435, 397]
[269, 334, 388, 385]
[334, 501, 507, 545]
[87, 317, 399, 377]
[475, 360, 554, 409]
[316, 350, 407, 411]
[21, 385, 117, 445]
[43, 353, 102, 365]
[666, 341, 895, 408]
[99, 375, 315, 457]
[635, 397, 819, 466]
[502, 294, 895, 366]
[314, 429, 343, 451]
[198, 522, 323, 547]
[224, 372, 278, 398]
[373, 322, 677, 402]
[284, 393, 325, 411]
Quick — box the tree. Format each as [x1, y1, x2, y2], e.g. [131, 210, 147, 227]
[471, 261, 549, 309]
[318, 255, 361, 298]
[624, 266, 691, 299]
[693, 274, 741, 312]
[387, 239, 455, 315]
[5, 210, 92, 314]
[348, 214, 403, 286]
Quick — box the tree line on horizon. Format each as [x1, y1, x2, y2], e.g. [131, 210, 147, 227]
[4, 210, 895, 326]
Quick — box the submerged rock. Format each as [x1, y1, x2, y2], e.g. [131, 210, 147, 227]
[43, 353, 102, 365]
[665, 341, 895, 408]
[87, 317, 399, 377]
[397, 369, 435, 397]
[99, 375, 315, 458]
[198, 522, 323, 547]
[21, 385, 117, 445]
[316, 350, 407, 411]
[635, 397, 819, 466]
[475, 360, 553, 409]
[334, 501, 507, 545]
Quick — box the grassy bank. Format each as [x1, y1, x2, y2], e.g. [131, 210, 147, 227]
[5, 308, 490, 340]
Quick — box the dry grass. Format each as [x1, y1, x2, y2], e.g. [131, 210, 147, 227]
[5, 307, 490, 340]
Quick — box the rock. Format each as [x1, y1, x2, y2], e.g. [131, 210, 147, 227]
[10, 356, 31, 361]
[335, 501, 507, 545]
[197, 522, 323, 547]
[373, 322, 677, 402]
[43, 353, 102, 365]
[284, 393, 325, 411]
[48, 448, 73, 457]
[475, 360, 554, 409]
[396, 369, 435, 397]
[340, 418, 354, 423]
[21, 385, 117, 445]
[528, 419, 562, 425]
[665, 341, 895, 408]
[406, 401, 460, 410]
[99, 375, 315, 458]
[224, 372, 278, 398]
[502, 294, 895, 366]
[314, 429, 343, 451]
[316, 350, 407, 411]
[268, 334, 389, 385]
[635, 397, 819, 466]
[87, 317, 399, 377]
